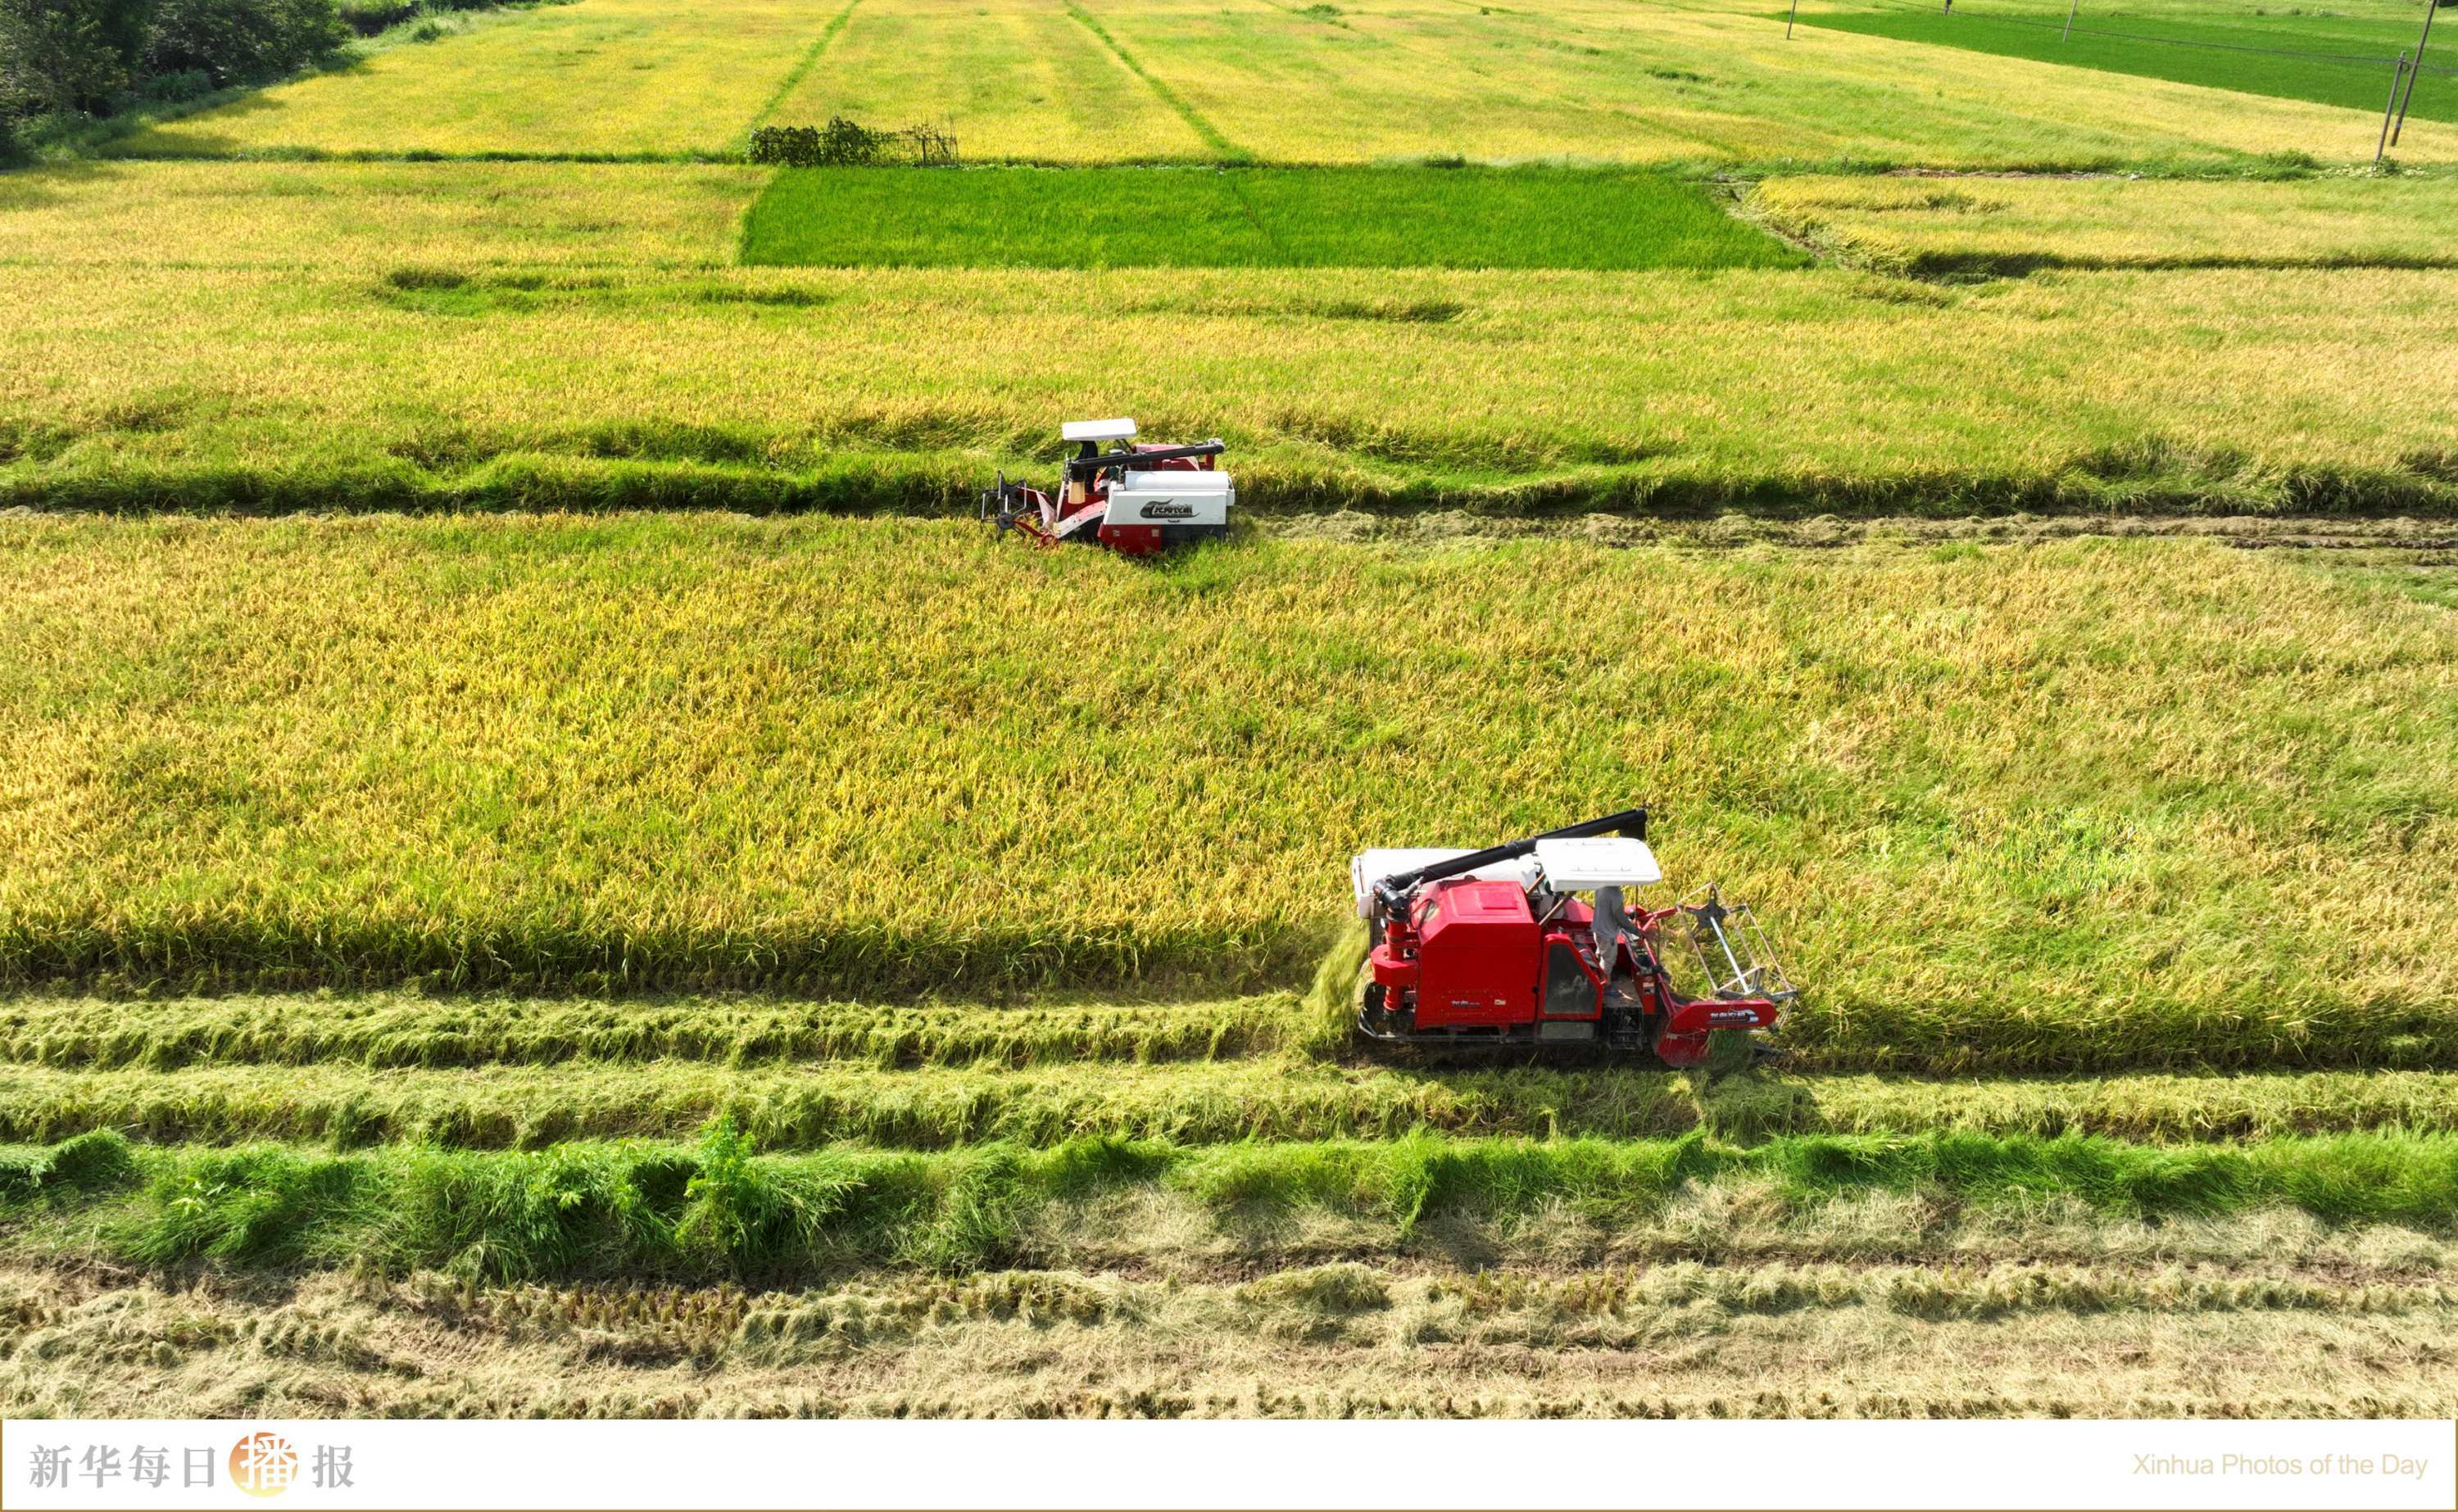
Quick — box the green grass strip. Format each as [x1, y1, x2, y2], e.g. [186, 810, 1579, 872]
[737, 166, 1807, 270]
[1789, 9, 2452, 126]
[4, 1128, 2452, 1283]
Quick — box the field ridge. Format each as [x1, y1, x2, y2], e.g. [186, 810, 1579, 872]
[8, 1127, 2457, 1281]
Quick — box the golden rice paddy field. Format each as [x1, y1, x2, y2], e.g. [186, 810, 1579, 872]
[1749, 174, 2458, 275]
[5, 161, 2458, 513]
[120, 0, 833, 160]
[8, 0, 2458, 1420]
[0, 515, 2455, 1419]
[4, 518, 2455, 1045]
[111, 0, 2458, 168]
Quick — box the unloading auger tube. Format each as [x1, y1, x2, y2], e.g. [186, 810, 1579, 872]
[1351, 807, 1795, 1066]
[1365, 808, 1651, 923]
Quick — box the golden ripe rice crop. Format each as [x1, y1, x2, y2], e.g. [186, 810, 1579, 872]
[0, 161, 761, 271]
[4, 1049, 2458, 1149]
[7, 163, 2458, 514]
[111, 0, 2458, 167]
[2, 515, 2454, 1076]
[12, 0, 2458, 1424]
[123, 0, 827, 159]
[1752, 174, 2458, 278]
[775, 0, 1214, 164]
[1057, 0, 2457, 167]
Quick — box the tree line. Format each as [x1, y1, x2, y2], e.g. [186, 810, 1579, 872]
[0, 0, 538, 156]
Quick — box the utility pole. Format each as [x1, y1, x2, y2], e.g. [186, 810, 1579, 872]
[2379, 50, 2412, 162]
[1786, 0, 1801, 38]
[2390, 0, 2440, 145]
[2062, 0, 2079, 40]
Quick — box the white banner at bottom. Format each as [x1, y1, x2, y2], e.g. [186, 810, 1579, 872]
[4, 1419, 2451, 1510]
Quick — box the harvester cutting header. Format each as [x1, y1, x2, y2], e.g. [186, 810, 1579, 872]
[981, 418, 1232, 556]
[1351, 808, 1796, 1066]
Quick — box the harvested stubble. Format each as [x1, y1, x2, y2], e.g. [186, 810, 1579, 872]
[6, 1260, 2454, 1417]
[0, 994, 1301, 1071]
[5, 1039, 2458, 1148]
[3, 521, 2456, 1076]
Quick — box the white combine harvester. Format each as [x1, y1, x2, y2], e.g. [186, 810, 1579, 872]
[979, 418, 1233, 556]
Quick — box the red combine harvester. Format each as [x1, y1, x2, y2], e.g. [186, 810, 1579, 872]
[980, 418, 1232, 557]
[1351, 808, 1796, 1066]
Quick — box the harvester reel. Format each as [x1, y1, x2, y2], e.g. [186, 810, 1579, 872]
[981, 472, 1053, 547]
[980, 471, 1013, 531]
[1675, 885, 1797, 1004]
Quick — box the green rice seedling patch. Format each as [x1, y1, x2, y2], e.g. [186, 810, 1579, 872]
[737, 166, 1809, 270]
[1791, 6, 2455, 125]
[2336, 562, 2458, 613]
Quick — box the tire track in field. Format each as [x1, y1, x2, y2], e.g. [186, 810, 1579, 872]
[747, 0, 865, 133]
[1348, 0, 1750, 160]
[1062, 2, 1254, 162]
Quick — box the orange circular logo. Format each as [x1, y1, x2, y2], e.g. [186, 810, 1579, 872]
[229, 1433, 297, 1497]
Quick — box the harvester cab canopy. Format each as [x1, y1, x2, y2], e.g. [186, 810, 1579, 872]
[1061, 418, 1138, 445]
[1529, 836, 1662, 891]
[1349, 837, 1662, 917]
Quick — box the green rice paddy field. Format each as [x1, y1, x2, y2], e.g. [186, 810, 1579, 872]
[1794, 1, 2456, 124]
[5, 0, 2458, 1419]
